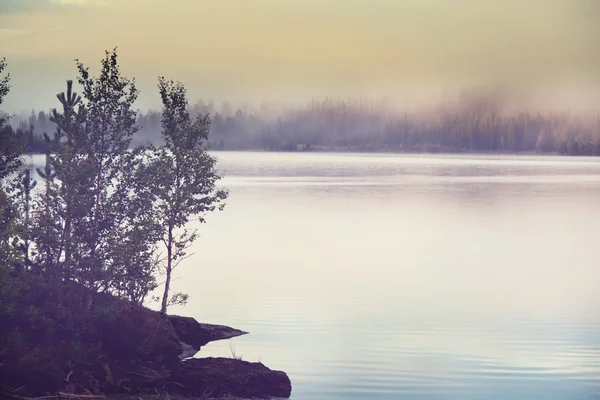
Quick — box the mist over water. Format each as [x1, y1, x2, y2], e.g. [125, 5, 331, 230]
[8, 0, 600, 397]
[21, 151, 600, 398]
[106, 151, 600, 400]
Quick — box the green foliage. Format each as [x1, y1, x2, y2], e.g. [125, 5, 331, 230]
[0, 49, 228, 394]
[12, 50, 161, 310]
[13, 168, 38, 268]
[1, 50, 226, 314]
[168, 292, 189, 308]
[0, 124, 26, 180]
[32, 151, 62, 275]
[0, 57, 9, 106]
[0, 275, 181, 395]
[149, 77, 228, 314]
[0, 59, 27, 181]
[97, 146, 161, 305]
[67, 48, 147, 309]
[0, 57, 26, 272]
[0, 186, 19, 268]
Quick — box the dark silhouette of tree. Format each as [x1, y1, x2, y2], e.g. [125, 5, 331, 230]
[0, 57, 8, 106]
[43, 79, 87, 302]
[149, 77, 228, 314]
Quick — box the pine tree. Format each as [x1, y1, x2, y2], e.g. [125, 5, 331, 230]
[17, 168, 37, 270]
[45, 79, 87, 302]
[33, 150, 60, 276]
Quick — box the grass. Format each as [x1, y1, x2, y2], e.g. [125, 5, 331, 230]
[229, 342, 243, 361]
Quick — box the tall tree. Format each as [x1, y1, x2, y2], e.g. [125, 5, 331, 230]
[102, 151, 162, 305]
[16, 168, 37, 270]
[44, 80, 87, 302]
[150, 77, 228, 314]
[74, 48, 161, 308]
[33, 150, 61, 276]
[0, 57, 20, 269]
[72, 48, 139, 309]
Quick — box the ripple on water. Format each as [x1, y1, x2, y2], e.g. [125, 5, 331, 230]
[162, 153, 600, 400]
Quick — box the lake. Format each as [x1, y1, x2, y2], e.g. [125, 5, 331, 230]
[29, 152, 600, 399]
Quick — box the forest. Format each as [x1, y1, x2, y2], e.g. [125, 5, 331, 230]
[10, 88, 600, 156]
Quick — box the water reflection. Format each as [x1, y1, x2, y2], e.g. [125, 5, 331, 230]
[26, 152, 600, 399]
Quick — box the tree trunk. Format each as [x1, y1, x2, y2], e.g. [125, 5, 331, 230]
[160, 226, 173, 315]
[84, 288, 95, 314]
[90, 157, 102, 278]
[62, 145, 72, 280]
[24, 189, 30, 271]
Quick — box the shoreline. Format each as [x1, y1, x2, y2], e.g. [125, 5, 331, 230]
[0, 286, 292, 400]
[23, 148, 594, 158]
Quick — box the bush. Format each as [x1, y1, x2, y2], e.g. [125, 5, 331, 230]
[0, 276, 181, 396]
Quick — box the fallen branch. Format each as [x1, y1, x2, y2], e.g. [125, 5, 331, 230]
[58, 394, 105, 399]
[64, 370, 74, 382]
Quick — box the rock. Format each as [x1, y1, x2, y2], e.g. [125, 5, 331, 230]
[167, 315, 248, 350]
[170, 357, 292, 399]
[178, 342, 198, 360]
[0, 277, 290, 399]
[93, 297, 182, 365]
[94, 358, 292, 399]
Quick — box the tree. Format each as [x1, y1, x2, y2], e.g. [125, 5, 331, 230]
[43, 79, 87, 302]
[15, 168, 37, 270]
[0, 57, 8, 106]
[98, 147, 162, 305]
[73, 48, 144, 310]
[149, 77, 228, 315]
[16, 49, 163, 309]
[32, 150, 61, 276]
[0, 57, 24, 271]
[0, 58, 25, 180]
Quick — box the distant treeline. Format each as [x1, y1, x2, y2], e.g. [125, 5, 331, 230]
[11, 93, 600, 156]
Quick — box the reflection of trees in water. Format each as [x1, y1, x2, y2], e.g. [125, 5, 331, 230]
[27, 152, 598, 213]
[207, 150, 600, 181]
[301, 180, 600, 210]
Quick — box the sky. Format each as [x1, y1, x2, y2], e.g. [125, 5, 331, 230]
[0, 0, 599, 113]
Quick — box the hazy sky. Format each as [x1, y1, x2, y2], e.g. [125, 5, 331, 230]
[0, 0, 599, 113]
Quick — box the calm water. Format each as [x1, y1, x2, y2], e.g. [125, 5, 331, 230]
[31, 152, 600, 399]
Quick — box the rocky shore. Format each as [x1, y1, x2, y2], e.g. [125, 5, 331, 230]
[0, 289, 291, 400]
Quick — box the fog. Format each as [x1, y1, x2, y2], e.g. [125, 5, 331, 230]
[0, 0, 599, 112]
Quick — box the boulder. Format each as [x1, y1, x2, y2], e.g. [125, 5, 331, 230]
[170, 357, 292, 399]
[168, 315, 248, 350]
